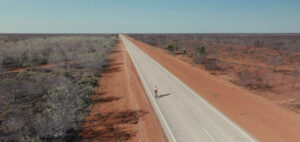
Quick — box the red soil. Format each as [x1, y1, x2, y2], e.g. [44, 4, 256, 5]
[80, 39, 167, 142]
[127, 36, 300, 142]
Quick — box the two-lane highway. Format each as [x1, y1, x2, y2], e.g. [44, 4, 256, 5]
[120, 35, 257, 142]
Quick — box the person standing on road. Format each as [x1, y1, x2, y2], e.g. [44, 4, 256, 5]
[154, 86, 158, 98]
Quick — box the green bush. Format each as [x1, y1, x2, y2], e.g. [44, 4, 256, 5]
[195, 46, 206, 55]
[164, 43, 176, 52]
[193, 46, 207, 64]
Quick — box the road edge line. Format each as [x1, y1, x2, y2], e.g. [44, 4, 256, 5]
[121, 35, 177, 142]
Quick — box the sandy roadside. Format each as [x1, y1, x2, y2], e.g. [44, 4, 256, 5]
[80, 39, 167, 142]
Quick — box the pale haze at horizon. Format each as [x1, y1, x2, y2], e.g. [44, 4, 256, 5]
[0, 0, 299, 33]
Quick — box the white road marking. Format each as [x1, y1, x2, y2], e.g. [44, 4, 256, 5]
[148, 48, 256, 142]
[203, 128, 215, 142]
[121, 36, 177, 142]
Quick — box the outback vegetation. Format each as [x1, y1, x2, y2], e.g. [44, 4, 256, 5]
[129, 34, 300, 113]
[0, 34, 118, 141]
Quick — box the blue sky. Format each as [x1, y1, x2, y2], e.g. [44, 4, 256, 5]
[0, 0, 299, 33]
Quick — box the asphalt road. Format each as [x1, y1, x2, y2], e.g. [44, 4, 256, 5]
[121, 35, 257, 142]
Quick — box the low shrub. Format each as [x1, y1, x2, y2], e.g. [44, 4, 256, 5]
[164, 43, 176, 53]
[238, 70, 273, 90]
[0, 67, 101, 141]
[0, 35, 118, 70]
[0, 35, 118, 141]
[193, 46, 206, 64]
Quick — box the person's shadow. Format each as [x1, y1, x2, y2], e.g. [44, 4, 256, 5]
[158, 93, 170, 98]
